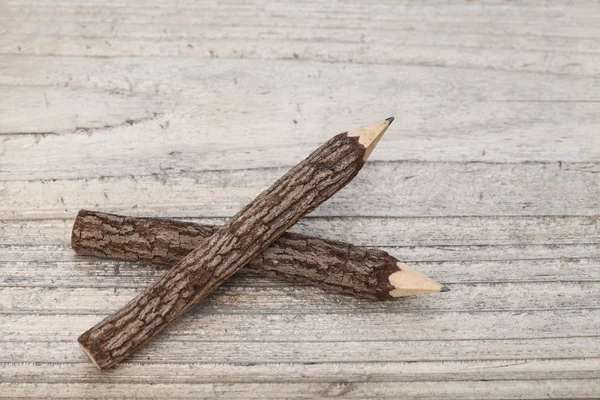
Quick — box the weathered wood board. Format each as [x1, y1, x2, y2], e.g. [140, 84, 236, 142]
[0, 0, 599, 398]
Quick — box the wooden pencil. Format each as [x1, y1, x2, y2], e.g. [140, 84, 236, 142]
[79, 118, 393, 369]
[72, 209, 446, 300]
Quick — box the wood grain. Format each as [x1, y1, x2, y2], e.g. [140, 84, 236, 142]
[0, 380, 598, 399]
[2, 162, 599, 220]
[0, 58, 598, 184]
[1, 0, 599, 397]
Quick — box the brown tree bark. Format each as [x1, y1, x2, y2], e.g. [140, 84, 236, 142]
[78, 121, 392, 369]
[72, 209, 402, 300]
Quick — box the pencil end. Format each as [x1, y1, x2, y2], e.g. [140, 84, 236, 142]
[347, 118, 394, 161]
[388, 262, 445, 297]
[78, 336, 104, 370]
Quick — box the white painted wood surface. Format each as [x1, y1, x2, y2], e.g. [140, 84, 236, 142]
[0, 0, 599, 398]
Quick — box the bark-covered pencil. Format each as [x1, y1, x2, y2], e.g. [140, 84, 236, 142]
[79, 118, 393, 369]
[72, 210, 446, 300]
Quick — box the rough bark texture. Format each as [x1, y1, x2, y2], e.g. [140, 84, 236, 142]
[72, 210, 399, 300]
[78, 133, 368, 369]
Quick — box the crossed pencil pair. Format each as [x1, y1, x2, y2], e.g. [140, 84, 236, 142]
[73, 118, 447, 369]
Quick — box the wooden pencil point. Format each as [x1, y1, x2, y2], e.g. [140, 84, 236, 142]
[347, 118, 393, 161]
[388, 262, 444, 297]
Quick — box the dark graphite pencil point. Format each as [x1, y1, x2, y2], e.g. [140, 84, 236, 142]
[386, 116, 395, 124]
[440, 286, 450, 292]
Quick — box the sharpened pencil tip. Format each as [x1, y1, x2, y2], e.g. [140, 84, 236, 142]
[347, 118, 393, 161]
[388, 262, 446, 297]
[386, 116, 395, 124]
[440, 286, 450, 292]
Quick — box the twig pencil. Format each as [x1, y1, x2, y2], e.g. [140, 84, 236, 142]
[72, 210, 446, 300]
[79, 118, 394, 369]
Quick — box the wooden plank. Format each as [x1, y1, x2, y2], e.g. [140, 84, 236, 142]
[3, 1, 600, 30]
[2, 20, 600, 55]
[1, 379, 599, 399]
[0, 57, 598, 183]
[3, 359, 600, 383]
[1, 34, 599, 77]
[0, 358, 598, 384]
[3, 337, 600, 364]
[2, 162, 599, 220]
[2, 309, 599, 342]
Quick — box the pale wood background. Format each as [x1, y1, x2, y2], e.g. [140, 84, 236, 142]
[1, 0, 599, 398]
